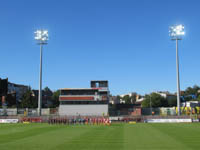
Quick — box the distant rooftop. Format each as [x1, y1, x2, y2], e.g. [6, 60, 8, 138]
[90, 80, 108, 82]
[60, 88, 98, 90]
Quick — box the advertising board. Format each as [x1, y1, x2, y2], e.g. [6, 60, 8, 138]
[0, 119, 18, 123]
[145, 119, 192, 123]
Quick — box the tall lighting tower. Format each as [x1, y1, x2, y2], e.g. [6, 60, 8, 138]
[169, 24, 185, 116]
[34, 29, 48, 116]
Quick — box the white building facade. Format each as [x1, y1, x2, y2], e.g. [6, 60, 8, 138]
[59, 80, 110, 116]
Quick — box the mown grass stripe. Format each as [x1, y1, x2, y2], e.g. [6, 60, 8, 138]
[0, 123, 200, 150]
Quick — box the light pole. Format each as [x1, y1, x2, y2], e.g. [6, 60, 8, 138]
[149, 94, 152, 115]
[169, 24, 185, 116]
[34, 29, 48, 116]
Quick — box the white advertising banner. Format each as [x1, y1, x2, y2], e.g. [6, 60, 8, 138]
[0, 119, 19, 123]
[145, 119, 192, 123]
[109, 117, 123, 121]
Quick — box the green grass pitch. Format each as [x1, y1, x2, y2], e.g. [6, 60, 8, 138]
[0, 123, 200, 150]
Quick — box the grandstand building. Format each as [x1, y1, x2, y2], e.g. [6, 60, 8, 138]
[59, 80, 110, 116]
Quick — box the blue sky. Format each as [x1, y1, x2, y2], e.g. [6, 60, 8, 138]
[1, 0, 200, 95]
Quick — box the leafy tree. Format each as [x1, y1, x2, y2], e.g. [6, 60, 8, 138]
[184, 85, 200, 96]
[168, 97, 177, 107]
[121, 93, 137, 104]
[131, 92, 137, 104]
[141, 97, 150, 107]
[43, 87, 53, 96]
[51, 90, 60, 108]
[116, 95, 121, 100]
[197, 95, 200, 101]
[122, 95, 132, 104]
[184, 96, 193, 102]
[42, 86, 53, 108]
[142, 93, 167, 108]
[20, 87, 37, 108]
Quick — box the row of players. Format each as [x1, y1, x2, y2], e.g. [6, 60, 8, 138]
[48, 117, 111, 125]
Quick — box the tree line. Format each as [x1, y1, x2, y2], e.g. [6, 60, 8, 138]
[142, 85, 200, 107]
[117, 85, 200, 108]
[3, 84, 200, 108]
[3, 87, 60, 108]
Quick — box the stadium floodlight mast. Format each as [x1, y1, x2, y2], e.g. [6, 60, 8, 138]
[150, 94, 152, 115]
[169, 24, 185, 116]
[34, 29, 48, 116]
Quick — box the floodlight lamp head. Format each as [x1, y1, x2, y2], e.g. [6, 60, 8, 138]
[169, 24, 185, 40]
[34, 29, 48, 44]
